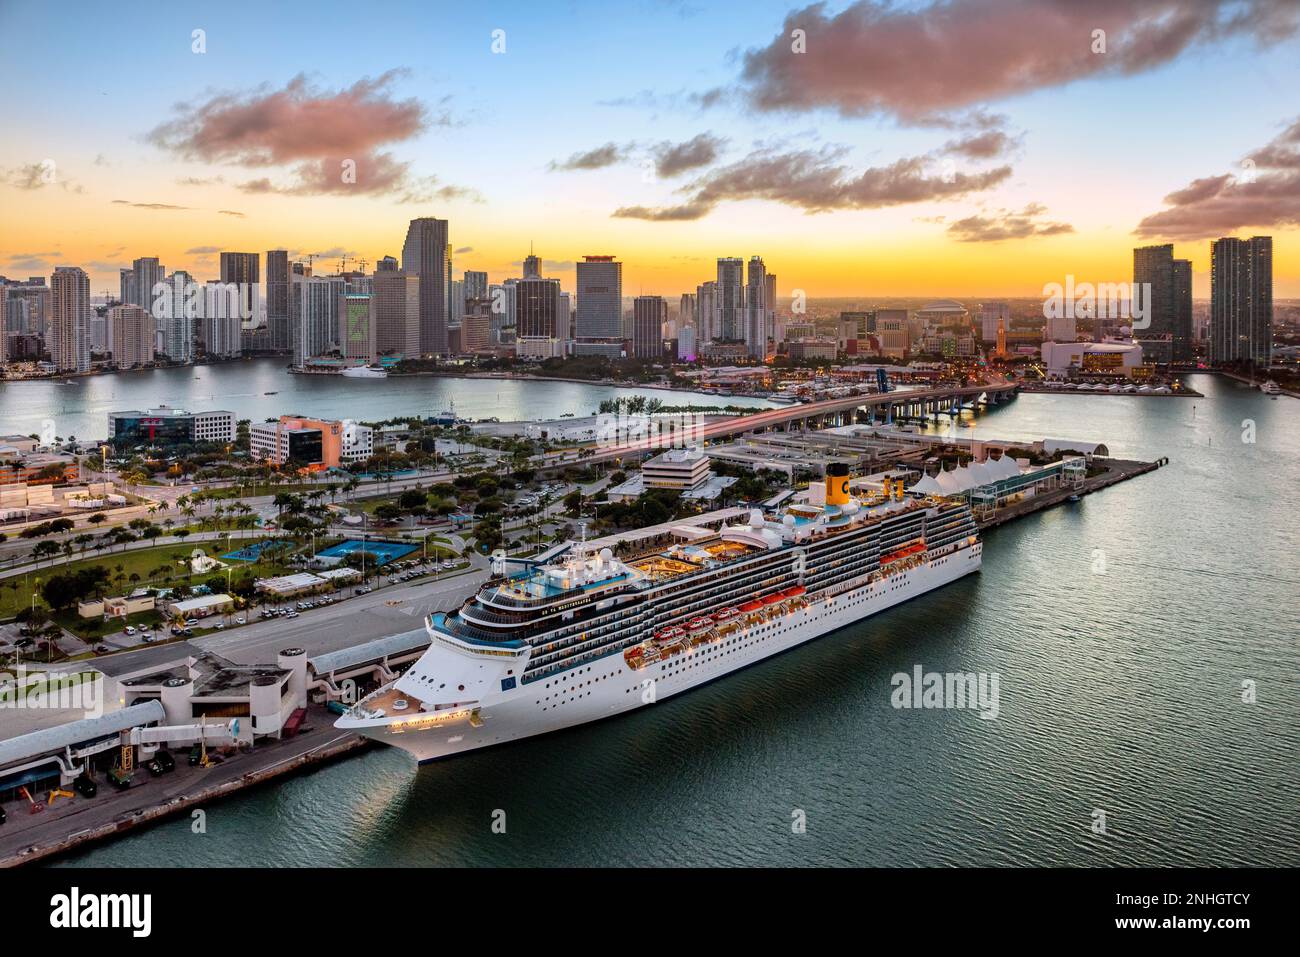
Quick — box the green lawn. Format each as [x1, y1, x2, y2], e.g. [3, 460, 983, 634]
[0, 540, 300, 620]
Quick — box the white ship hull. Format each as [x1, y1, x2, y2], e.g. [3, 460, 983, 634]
[339, 541, 981, 763]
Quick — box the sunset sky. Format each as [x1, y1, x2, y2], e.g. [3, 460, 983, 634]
[2, 0, 1299, 300]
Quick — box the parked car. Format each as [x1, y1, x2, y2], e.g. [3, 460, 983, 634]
[124, 626, 136, 635]
[145, 759, 164, 777]
[153, 750, 175, 773]
[73, 775, 97, 798]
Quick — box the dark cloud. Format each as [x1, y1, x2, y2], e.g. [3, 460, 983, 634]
[549, 142, 628, 171]
[946, 203, 1074, 242]
[218, 210, 245, 217]
[1135, 116, 1300, 239]
[739, 0, 1298, 124]
[186, 246, 222, 254]
[454, 246, 474, 254]
[653, 134, 727, 177]
[614, 146, 1011, 221]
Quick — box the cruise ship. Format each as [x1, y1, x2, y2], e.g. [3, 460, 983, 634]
[336, 464, 982, 762]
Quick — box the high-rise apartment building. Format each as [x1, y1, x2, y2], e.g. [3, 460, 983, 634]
[1210, 236, 1272, 366]
[155, 272, 196, 362]
[744, 256, 767, 359]
[464, 270, 488, 301]
[129, 256, 165, 315]
[716, 258, 744, 341]
[219, 251, 259, 322]
[266, 249, 290, 350]
[401, 217, 450, 355]
[291, 275, 345, 367]
[49, 266, 91, 373]
[1133, 244, 1192, 363]
[696, 281, 717, 342]
[1171, 258, 1193, 362]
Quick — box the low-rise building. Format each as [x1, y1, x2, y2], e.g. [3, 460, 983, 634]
[108, 407, 236, 447]
[250, 416, 373, 468]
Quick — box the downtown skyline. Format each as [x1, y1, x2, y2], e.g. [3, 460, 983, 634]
[3, 0, 1300, 300]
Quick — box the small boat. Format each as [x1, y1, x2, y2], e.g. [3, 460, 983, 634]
[1260, 380, 1280, 396]
[264, 391, 278, 395]
[1068, 494, 1081, 502]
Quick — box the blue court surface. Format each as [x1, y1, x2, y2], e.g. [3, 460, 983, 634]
[222, 539, 291, 562]
[315, 539, 418, 565]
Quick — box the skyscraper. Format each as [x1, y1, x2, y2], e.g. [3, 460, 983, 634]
[266, 249, 290, 350]
[401, 217, 450, 355]
[516, 275, 563, 339]
[980, 301, 1013, 342]
[464, 270, 488, 300]
[716, 257, 744, 341]
[129, 256, 165, 315]
[339, 292, 376, 364]
[49, 266, 90, 373]
[156, 272, 196, 362]
[744, 256, 767, 359]
[1133, 244, 1183, 363]
[371, 271, 421, 358]
[1210, 236, 1272, 366]
[220, 251, 259, 323]
[632, 296, 667, 359]
[108, 305, 153, 368]
[574, 255, 623, 353]
[291, 275, 345, 368]
[696, 280, 716, 342]
[522, 253, 542, 279]
[1171, 258, 1193, 362]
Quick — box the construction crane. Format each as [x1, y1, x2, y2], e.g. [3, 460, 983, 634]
[338, 255, 351, 274]
[47, 788, 74, 806]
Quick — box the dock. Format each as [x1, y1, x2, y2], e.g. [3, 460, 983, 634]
[0, 704, 372, 868]
[976, 457, 1163, 531]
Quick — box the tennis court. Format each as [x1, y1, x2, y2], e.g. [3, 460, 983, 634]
[315, 539, 418, 565]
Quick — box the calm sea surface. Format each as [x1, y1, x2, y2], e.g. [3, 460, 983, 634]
[50, 373, 1300, 866]
[0, 359, 772, 441]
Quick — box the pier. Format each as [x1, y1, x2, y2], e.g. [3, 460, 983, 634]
[0, 703, 370, 868]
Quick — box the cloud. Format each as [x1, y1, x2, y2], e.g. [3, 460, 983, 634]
[186, 246, 222, 254]
[454, 246, 474, 254]
[1135, 116, 1300, 239]
[945, 203, 1074, 242]
[7, 251, 60, 260]
[6, 258, 56, 273]
[111, 200, 191, 210]
[612, 203, 714, 221]
[93, 154, 111, 167]
[613, 145, 1011, 221]
[942, 128, 1020, 160]
[738, 0, 1299, 124]
[218, 209, 245, 217]
[549, 142, 628, 171]
[653, 133, 727, 176]
[4, 162, 83, 192]
[177, 175, 225, 186]
[511, 258, 576, 271]
[148, 70, 466, 200]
